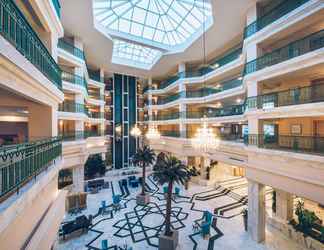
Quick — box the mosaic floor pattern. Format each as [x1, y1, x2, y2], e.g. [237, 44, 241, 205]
[56, 175, 304, 250]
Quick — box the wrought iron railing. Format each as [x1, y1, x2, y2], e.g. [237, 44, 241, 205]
[62, 71, 88, 92]
[244, 29, 324, 75]
[246, 83, 324, 109]
[58, 39, 84, 60]
[52, 0, 61, 18]
[247, 134, 324, 155]
[244, 0, 311, 38]
[0, 0, 62, 90]
[0, 137, 62, 199]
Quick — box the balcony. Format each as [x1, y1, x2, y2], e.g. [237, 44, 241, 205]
[58, 39, 84, 60]
[52, 0, 61, 18]
[160, 130, 180, 138]
[186, 78, 243, 98]
[186, 104, 245, 119]
[0, 137, 62, 199]
[89, 92, 104, 101]
[152, 112, 180, 121]
[146, 46, 242, 93]
[88, 69, 101, 83]
[62, 71, 88, 92]
[244, 29, 324, 75]
[156, 93, 182, 105]
[244, 0, 311, 39]
[60, 130, 103, 141]
[246, 82, 324, 109]
[0, 0, 62, 90]
[88, 111, 104, 119]
[247, 134, 324, 156]
[58, 101, 88, 115]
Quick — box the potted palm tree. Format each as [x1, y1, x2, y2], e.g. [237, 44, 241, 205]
[153, 154, 191, 250]
[133, 144, 156, 205]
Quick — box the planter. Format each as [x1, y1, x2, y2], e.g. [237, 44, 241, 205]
[159, 230, 179, 250]
[136, 193, 150, 205]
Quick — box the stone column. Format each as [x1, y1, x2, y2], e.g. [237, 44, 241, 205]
[72, 165, 84, 192]
[200, 156, 211, 180]
[147, 77, 153, 121]
[275, 189, 293, 222]
[248, 180, 266, 243]
[178, 62, 186, 75]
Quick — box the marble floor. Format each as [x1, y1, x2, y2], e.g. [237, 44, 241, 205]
[55, 175, 305, 250]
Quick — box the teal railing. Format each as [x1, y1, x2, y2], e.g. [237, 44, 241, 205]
[246, 82, 324, 109]
[186, 104, 245, 119]
[59, 130, 103, 141]
[185, 47, 242, 78]
[0, 0, 62, 90]
[88, 111, 104, 119]
[52, 0, 61, 18]
[148, 46, 242, 93]
[156, 93, 182, 105]
[58, 101, 89, 115]
[58, 39, 84, 60]
[244, 29, 324, 75]
[247, 134, 324, 155]
[160, 130, 180, 138]
[0, 137, 62, 199]
[244, 0, 311, 38]
[186, 78, 242, 98]
[88, 69, 101, 82]
[62, 71, 88, 92]
[152, 112, 180, 121]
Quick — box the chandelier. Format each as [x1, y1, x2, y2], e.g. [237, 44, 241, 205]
[130, 125, 141, 137]
[191, 116, 219, 152]
[145, 125, 160, 140]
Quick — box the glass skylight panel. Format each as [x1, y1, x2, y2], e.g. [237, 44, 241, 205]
[112, 40, 162, 70]
[93, 0, 213, 48]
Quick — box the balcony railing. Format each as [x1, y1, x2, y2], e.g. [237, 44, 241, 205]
[88, 112, 104, 119]
[52, 0, 61, 18]
[156, 93, 181, 105]
[186, 104, 245, 119]
[186, 78, 242, 98]
[160, 130, 180, 138]
[58, 39, 84, 60]
[60, 130, 103, 141]
[244, 29, 324, 75]
[62, 71, 88, 92]
[89, 92, 104, 101]
[58, 101, 88, 114]
[147, 46, 242, 93]
[246, 82, 324, 109]
[0, 0, 62, 90]
[244, 0, 310, 38]
[152, 112, 180, 121]
[185, 47, 242, 78]
[88, 69, 101, 82]
[247, 134, 324, 155]
[0, 137, 62, 199]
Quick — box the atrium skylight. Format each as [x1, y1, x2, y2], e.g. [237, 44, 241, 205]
[112, 40, 163, 70]
[93, 0, 213, 50]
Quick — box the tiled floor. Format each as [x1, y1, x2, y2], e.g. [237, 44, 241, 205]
[55, 175, 305, 250]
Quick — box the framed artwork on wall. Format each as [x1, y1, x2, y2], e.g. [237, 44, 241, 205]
[291, 124, 302, 135]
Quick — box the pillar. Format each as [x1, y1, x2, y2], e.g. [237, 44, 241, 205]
[72, 165, 84, 192]
[100, 68, 105, 83]
[200, 156, 211, 180]
[248, 180, 266, 243]
[275, 189, 293, 222]
[148, 77, 153, 121]
[178, 62, 186, 75]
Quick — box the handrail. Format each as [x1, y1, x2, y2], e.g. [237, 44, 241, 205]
[244, 0, 311, 38]
[0, 137, 62, 199]
[58, 39, 84, 60]
[244, 29, 324, 75]
[52, 0, 61, 18]
[246, 82, 324, 109]
[0, 0, 62, 90]
[62, 71, 88, 92]
[58, 100, 89, 115]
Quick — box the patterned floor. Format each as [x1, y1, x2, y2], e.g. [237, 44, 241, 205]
[55, 175, 302, 250]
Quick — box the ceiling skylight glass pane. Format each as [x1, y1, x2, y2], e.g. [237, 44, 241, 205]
[93, 0, 213, 48]
[112, 40, 163, 70]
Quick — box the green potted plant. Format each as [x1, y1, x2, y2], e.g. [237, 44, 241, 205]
[153, 154, 191, 250]
[133, 144, 156, 205]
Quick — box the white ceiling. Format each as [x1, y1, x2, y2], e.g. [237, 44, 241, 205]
[60, 0, 256, 78]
